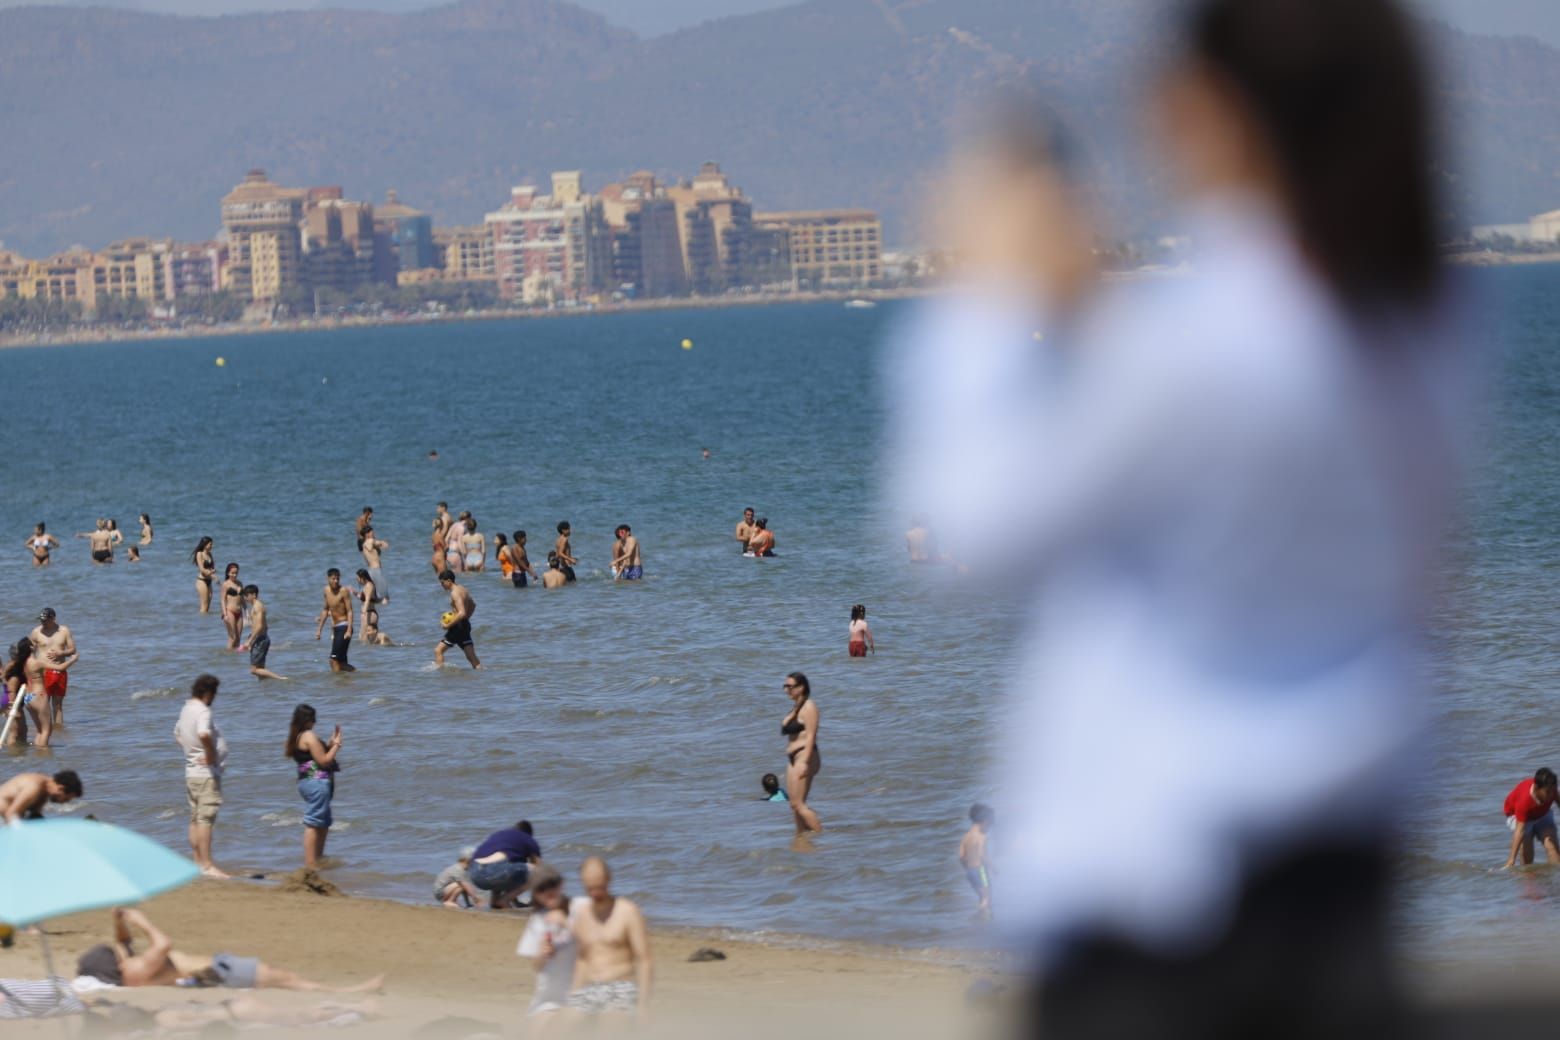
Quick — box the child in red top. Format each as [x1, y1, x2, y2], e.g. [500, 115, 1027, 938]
[1502, 767, 1560, 869]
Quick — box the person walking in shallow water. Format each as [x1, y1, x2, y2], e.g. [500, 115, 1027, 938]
[285, 704, 341, 870]
[191, 537, 216, 613]
[848, 605, 874, 657]
[781, 672, 821, 833]
[436, 570, 481, 669]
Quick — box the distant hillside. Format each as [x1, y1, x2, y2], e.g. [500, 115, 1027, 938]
[0, 0, 1555, 255]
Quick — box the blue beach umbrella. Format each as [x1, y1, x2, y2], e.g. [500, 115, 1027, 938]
[0, 818, 197, 927]
[0, 818, 197, 1014]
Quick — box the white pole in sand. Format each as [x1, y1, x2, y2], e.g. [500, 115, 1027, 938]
[0, 690, 26, 748]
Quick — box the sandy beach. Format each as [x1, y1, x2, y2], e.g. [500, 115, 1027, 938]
[0, 878, 1009, 1037]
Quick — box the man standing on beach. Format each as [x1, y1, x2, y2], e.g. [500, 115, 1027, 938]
[360, 525, 390, 603]
[436, 570, 480, 669]
[612, 526, 642, 581]
[735, 508, 756, 553]
[314, 569, 355, 673]
[174, 674, 229, 879]
[242, 585, 286, 681]
[566, 857, 652, 1021]
[29, 607, 77, 727]
[0, 770, 82, 822]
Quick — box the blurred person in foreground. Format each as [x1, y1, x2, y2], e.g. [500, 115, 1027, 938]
[891, 0, 1470, 1034]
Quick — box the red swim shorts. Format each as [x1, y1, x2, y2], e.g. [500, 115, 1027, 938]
[43, 670, 68, 698]
[848, 641, 868, 658]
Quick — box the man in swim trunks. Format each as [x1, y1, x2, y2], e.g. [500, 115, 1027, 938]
[510, 530, 539, 588]
[77, 519, 115, 564]
[241, 585, 286, 681]
[566, 857, 652, 1021]
[0, 770, 82, 822]
[612, 525, 643, 581]
[1503, 767, 1560, 868]
[555, 521, 578, 582]
[735, 508, 757, 553]
[436, 570, 481, 669]
[359, 525, 389, 602]
[314, 569, 355, 672]
[76, 909, 383, 993]
[29, 608, 77, 727]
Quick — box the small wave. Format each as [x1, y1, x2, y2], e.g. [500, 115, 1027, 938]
[131, 687, 181, 701]
[367, 697, 388, 706]
[156, 809, 177, 820]
[260, 811, 303, 827]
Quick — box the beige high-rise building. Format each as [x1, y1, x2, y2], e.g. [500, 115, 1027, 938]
[666, 163, 767, 294]
[92, 238, 171, 306]
[302, 190, 377, 293]
[221, 169, 306, 301]
[0, 251, 95, 307]
[754, 209, 882, 288]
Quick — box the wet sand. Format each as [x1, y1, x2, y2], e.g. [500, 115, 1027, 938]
[0, 878, 1010, 1037]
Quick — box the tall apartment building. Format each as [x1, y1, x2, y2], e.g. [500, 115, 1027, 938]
[374, 190, 436, 281]
[0, 251, 95, 307]
[754, 209, 882, 287]
[667, 163, 772, 294]
[92, 239, 171, 305]
[220, 169, 306, 301]
[600, 172, 689, 298]
[435, 225, 497, 282]
[302, 188, 378, 293]
[485, 172, 610, 304]
[163, 243, 226, 299]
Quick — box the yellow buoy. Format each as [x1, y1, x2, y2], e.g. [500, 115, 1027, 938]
[681, 339, 693, 350]
[215, 356, 226, 367]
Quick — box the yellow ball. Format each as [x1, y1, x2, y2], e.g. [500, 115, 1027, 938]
[214, 356, 226, 367]
[680, 339, 693, 350]
[440, 611, 458, 628]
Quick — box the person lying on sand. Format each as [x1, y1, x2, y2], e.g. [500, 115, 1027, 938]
[76, 909, 384, 993]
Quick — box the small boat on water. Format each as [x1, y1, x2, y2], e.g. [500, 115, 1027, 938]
[844, 298, 877, 309]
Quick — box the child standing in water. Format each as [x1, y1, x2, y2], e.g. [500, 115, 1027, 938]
[848, 605, 874, 657]
[959, 804, 995, 920]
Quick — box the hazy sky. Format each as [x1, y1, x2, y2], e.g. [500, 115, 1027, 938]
[0, 0, 1554, 44]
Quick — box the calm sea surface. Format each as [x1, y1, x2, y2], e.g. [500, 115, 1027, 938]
[1, 272, 1557, 961]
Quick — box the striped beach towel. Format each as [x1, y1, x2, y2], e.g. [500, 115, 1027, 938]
[0, 977, 86, 1019]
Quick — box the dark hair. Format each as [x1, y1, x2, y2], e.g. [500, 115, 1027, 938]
[35, 522, 45, 533]
[761, 773, 781, 794]
[191, 673, 220, 700]
[243, 583, 259, 596]
[1537, 768, 1558, 790]
[756, 518, 768, 529]
[517, 820, 533, 834]
[439, 569, 456, 582]
[3, 637, 31, 682]
[362, 524, 373, 535]
[494, 533, 508, 546]
[546, 551, 558, 565]
[224, 562, 239, 578]
[1184, 0, 1437, 315]
[787, 672, 810, 700]
[363, 506, 372, 514]
[327, 567, 340, 578]
[557, 521, 570, 533]
[438, 501, 447, 510]
[513, 530, 525, 543]
[970, 803, 995, 825]
[140, 513, 150, 524]
[54, 770, 83, 798]
[285, 703, 317, 758]
[189, 536, 212, 563]
[850, 604, 865, 621]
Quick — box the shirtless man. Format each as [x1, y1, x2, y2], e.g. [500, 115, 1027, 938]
[511, 530, 539, 587]
[314, 569, 356, 672]
[566, 857, 652, 1021]
[29, 608, 78, 727]
[436, 570, 480, 669]
[612, 525, 643, 581]
[355, 506, 374, 549]
[76, 519, 115, 564]
[360, 525, 390, 602]
[0, 770, 82, 822]
[734, 508, 757, 553]
[435, 501, 452, 540]
[542, 553, 568, 589]
[555, 521, 578, 583]
[242, 585, 286, 681]
[76, 908, 383, 993]
[26, 523, 59, 567]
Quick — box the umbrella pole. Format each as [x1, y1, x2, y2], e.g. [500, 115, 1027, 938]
[0, 689, 25, 748]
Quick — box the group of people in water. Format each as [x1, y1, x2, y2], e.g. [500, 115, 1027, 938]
[27, 515, 151, 568]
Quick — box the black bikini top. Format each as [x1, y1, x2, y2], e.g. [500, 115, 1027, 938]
[782, 700, 807, 738]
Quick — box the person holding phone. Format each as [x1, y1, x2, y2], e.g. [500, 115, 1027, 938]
[284, 704, 341, 869]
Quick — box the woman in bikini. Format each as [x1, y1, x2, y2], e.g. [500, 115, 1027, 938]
[220, 564, 244, 650]
[781, 672, 822, 833]
[462, 519, 486, 572]
[26, 523, 58, 568]
[848, 605, 875, 658]
[429, 518, 446, 575]
[139, 513, 154, 545]
[191, 537, 216, 613]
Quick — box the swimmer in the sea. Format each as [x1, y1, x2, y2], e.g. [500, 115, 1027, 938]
[735, 508, 757, 553]
[354, 569, 382, 639]
[959, 804, 995, 919]
[761, 773, 788, 802]
[510, 531, 538, 588]
[360, 525, 389, 602]
[462, 518, 486, 572]
[612, 525, 642, 581]
[315, 568, 355, 673]
[362, 607, 395, 647]
[355, 506, 373, 550]
[242, 585, 286, 681]
[444, 511, 469, 573]
[848, 604, 874, 657]
[542, 552, 569, 589]
[191, 537, 216, 613]
[220, 563, 244, 650]
[555, 522, 578, 582]
[781, 672, 821, 833]
[76, 519, 115, 564]
[430, 518, 446, 575]
[748, 518, 775, 558]
[139, 513, 153, 545]
[127, 546, 141, 563]
[27, 523, 59, 567]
